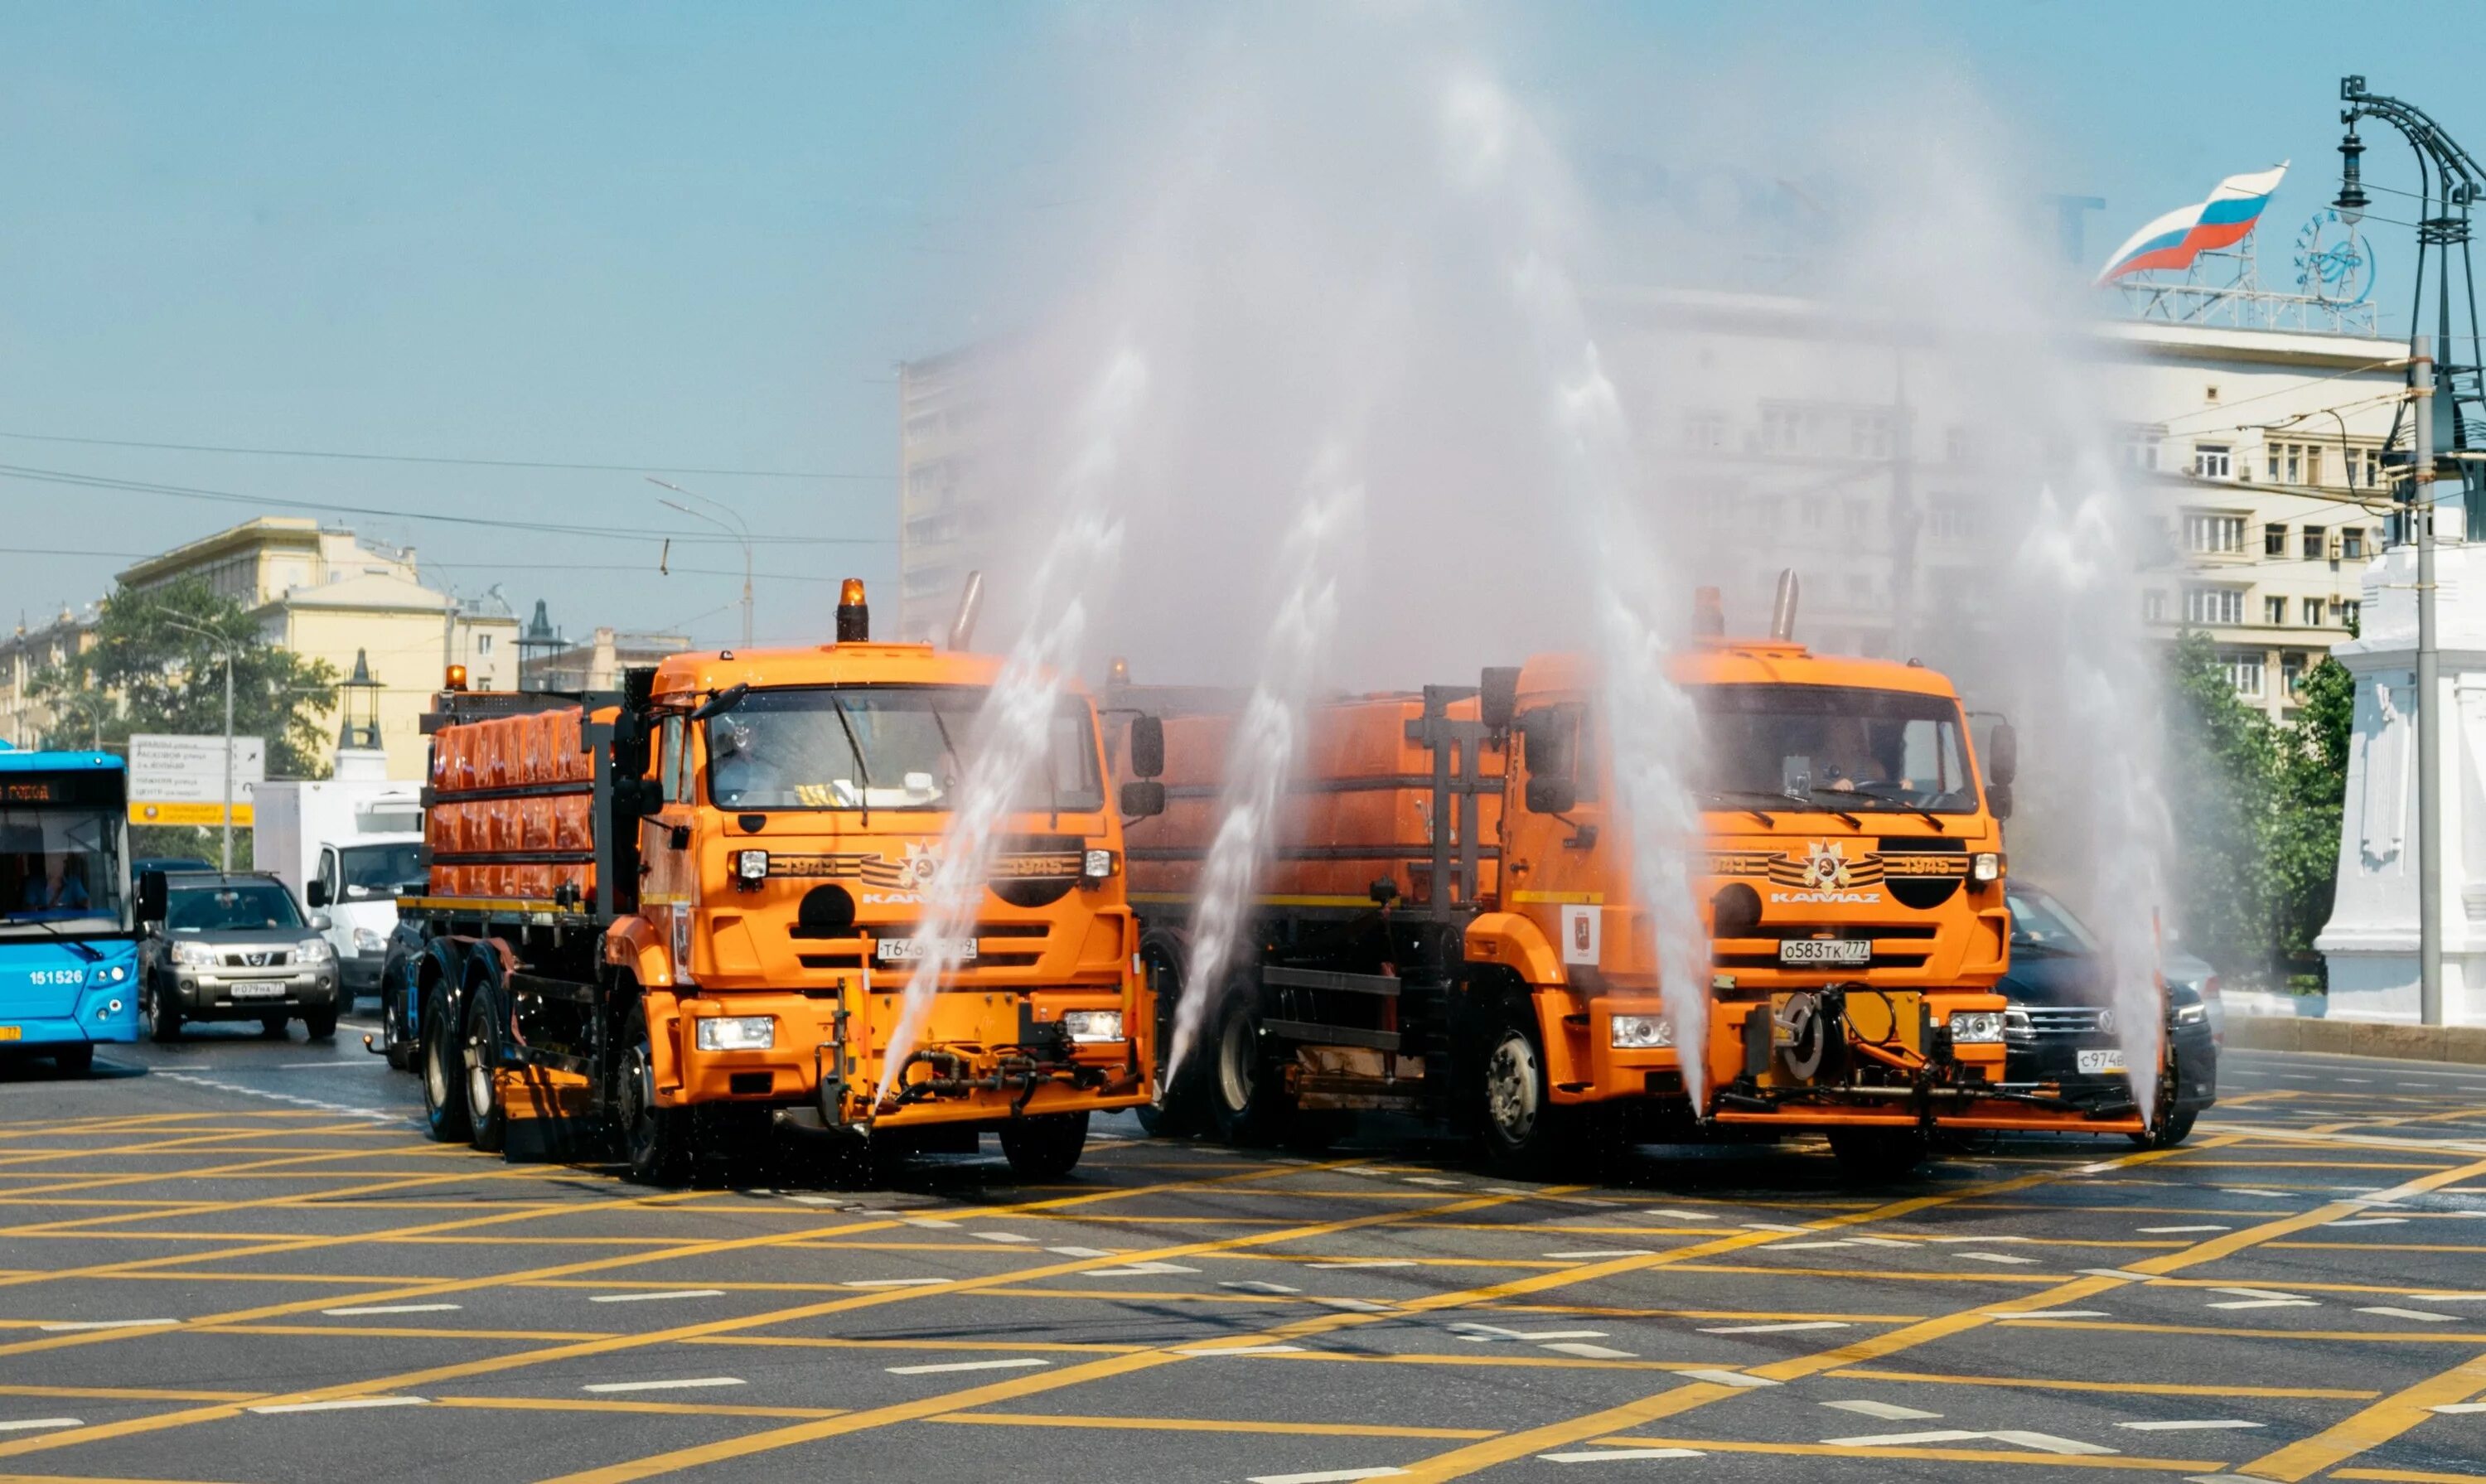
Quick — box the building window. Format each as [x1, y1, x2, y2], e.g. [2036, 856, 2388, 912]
[475, 634, 494, 655]
[1927, 496, 1975, 543]
[1682, 412, 1727, 451]
[2341, 599, 2362, 631]
[2222, 651, 2266, 697]
[2185, 586, 2246, 626]
[2303, 597, 2326, 626]
[2265, 522, 2288, 556]
[1851, 412, 1894, 459]
[2264, 441, 2327, 487]
[2342, 528, 2365, 560]
[2282, 651, 2307, 694]
[2265, 596, 2288, 626]
[2359, 447, 2382, 488]
[2183, 511, 2245, 553]
[2194, 443, 2233, 480]
[2306, 446, 2324, 486]
[2121, 427, 2164, 471]
[2142, 590, 2169, 624]
[2303, 525, 2326, 561]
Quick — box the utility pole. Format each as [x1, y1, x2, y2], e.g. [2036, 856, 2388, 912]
[649, 479, 754, 649]
[2414, 335, 2443, 1027]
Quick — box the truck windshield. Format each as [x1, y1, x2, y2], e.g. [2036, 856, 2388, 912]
[338, 843, 426, 897]
[1694, 684, 1980, 815]
[705, 686, 1105, 813]
[166, 881, 306, 933]
[0, 805, 126, 936]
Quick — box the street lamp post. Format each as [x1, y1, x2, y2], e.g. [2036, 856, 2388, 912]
[164, 616, 238, 873]
[648, 478, 754, 649]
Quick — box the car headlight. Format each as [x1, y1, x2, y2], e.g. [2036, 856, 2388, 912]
[1949, 1010, 2005, 1044]
[351, 927, 386, 954]
[1061, 1009, 1125, 1043]
[1610, 1013, 1674, 1049]
[170, 940, 217, 968]
[296, 938, 336, 964]
[2171, 1002, 2208, 1027]
[695, 1016, 775, 1051]
[733, 849, 769, 887]
[1971, 852, 2001, 883]
[1081, 848, 1117, 882]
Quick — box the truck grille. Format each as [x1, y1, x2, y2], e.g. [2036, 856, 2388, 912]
[2018, 1007, 2103, 1036]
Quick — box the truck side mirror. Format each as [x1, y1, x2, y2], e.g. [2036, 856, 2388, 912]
[1988, 721, 2019, 786]
[1120, 780, 1166, 819]
[1129, 715, 1164, 780]
[1986, 781, 2014, 822]
[1479, 667, 1521, 732]
[306, 880, 331, 908]
[1525, 776, 1578, 815]
[138, 869, 167, 926]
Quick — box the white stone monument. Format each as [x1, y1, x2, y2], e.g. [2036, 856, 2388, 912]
[2317, 538, 2486, 1024]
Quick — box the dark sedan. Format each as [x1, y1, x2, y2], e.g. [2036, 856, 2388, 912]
[2000, 884, 2218, 1146]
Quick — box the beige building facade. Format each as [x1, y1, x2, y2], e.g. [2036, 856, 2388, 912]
[0, 605, 101, 749]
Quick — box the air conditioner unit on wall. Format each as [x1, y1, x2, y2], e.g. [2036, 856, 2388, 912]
[2327, 532, 2343, 561]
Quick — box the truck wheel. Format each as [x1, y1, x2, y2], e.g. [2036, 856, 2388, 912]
[421, 993, 473, 1143]
[51, 1043, 94, 1076]
[1210, 995, 1288, 1145]
[999, 1112, 1090, 1180]
[1478, 1013, 1568, 1172]
[463, 987, 506, 1154]
[303, 1008, 338, 1041]
[2130, 1109, 2197, 1150]
[617, 1002, 693, 1186]
[1827, 1125, 1929, 1182]
[1134, 943, 1208, 1138]
[144, 983, 181, 1043]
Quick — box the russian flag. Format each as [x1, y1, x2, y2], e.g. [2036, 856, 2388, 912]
[2094, 164, 2288, 285]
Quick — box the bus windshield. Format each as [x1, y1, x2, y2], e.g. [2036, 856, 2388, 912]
[704, 686, 1105, 813]
[1693, 684, 1981, 815]
[0, 805, 128, 935]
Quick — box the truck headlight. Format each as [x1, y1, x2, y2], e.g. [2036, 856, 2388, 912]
[695, 1016, 775, 1051]
[1948, 1011, 2005, 1044]
[2171, 1002, 2208, 1027]
[1061, 1009, 1124, 1043]
[296, 938, 336, 964]
[733, 849, 769, 886]
[351, 927, 386, 955]
[1610, 1014, 1674, 1049]
[171, 940, 217, 969]
[1081, 848, 1117, 882]
[1971, 852, 2001, 882]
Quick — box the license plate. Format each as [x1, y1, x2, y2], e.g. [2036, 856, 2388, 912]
[0, 1027, 18, 1041]
[1778, 938, 1870, 966]
[230, 984, 286, 1000]
[2077, 1049, 2126, 1074]
[875, 937, 979, 964]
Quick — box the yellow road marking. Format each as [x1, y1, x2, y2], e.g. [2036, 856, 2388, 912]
[1825, 1367, 2382, 1400]
[0, 1385, 260, 1403]
[2232, 1346, 2486, 1480]
[1592, 1435, 2224, 1472]
[433, 1398, 848, 1421]
[930, 1412, 1502, 1440]
[2334, 1470, 2486, 1483]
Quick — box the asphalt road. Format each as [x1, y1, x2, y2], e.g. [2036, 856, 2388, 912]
[1, 1024, 2483, 1484]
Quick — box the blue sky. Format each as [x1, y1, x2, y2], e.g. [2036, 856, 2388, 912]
[3, 1, 2476, 653]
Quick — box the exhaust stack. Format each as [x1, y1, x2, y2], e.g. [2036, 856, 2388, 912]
[947, 569, 984, 651]
[1769, 568, 1800, 640]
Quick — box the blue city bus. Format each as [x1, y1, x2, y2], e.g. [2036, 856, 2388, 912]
[0, 747, 143, 1071]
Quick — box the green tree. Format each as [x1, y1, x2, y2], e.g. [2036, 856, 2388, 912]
[2163, 631, 2281, 979]
[2272, 655, 2354, 988]
[30, 578, 341, 863]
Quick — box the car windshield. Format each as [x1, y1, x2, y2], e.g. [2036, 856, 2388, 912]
[166, 881, 305, 933]
[704, 685, 1105, 813]
[0, 805, 125, 935]
[1693, 684, 1980, 815]
[2007, 889, 2100, 955]
[338, 843, 425, 896]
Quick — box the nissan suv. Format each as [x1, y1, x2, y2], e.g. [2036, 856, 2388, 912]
[139, 871, 341, 1041]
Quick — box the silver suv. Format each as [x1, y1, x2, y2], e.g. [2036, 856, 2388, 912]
[140, 872, 340, 1041]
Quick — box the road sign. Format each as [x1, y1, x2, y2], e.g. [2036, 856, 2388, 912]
[128, 733, 265, 826]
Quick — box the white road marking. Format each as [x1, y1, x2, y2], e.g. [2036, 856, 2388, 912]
[1079, 1262, 1201, 1277]
[1221, 1281, 1303, 1294]
[1698, 1321, 1850, 1334]
[1644, 1208, 1717, 1221]
[1541, 1342, 1635, 1360]
[322, 1303, 463, 1316]
[2358, 1306, 2459, 1322]
[2431, 1402, 2486, 1414]
[37, 1319, 177, 1331]
[582, 1378, 745, 1393]
[972, 1231, 1034, 1243]
[1404, 1177, 1464, 1187]
[249, 1397, 429, 1414]
[0, 1419, 80, 1433]
[1544, 1249, 1654, 1259]
[1308, 1259, 1416, 1269]
[1765, 1240, 1858, 1251]
[2208, 1299, 2319, 1311]
[2116, 1420, 2265, 1432]
[885, 1359, 1050, 1376]
[2139, 1225, 2232, 1234]
[1822, 1399, 1942, 1421]
[901, 1217, 960, 1229]
[1173, 1344, 1305, 1356]
[2326, 1217, 2408, 1227]
[1248, 1470, 1405, 1484]
[2211, 1287, 2309, 1301]
[1956, 1252, 2039, 1264]
[1046, 1246, 1115, 1258]
[1312, 1298, 1393, 1312]
[1985, 1431, 2117, 1455]
[2074, 1162, 2121, 1174]
[1741, 1222, 1811, 1233]
[1678, 1369, 1779, 1388]
[2407, 1293, 2486, 1301]
[1826, 1428, 2114, 1456]
[844, 1279, 950, 1288]
[1844, 1236, 1919, 1248]
[588, 1290, 723, 1304]
[1538, 1448, 1705, 1462]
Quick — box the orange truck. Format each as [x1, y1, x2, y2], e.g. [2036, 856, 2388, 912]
[387, 580, 1153, 1182]
[1120, 581, 2162, 1177]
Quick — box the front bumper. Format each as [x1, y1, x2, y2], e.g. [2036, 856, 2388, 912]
[167, 968, 340, 1020]
[341, 954, 387, 993]
[2006, 1030, 2218, 1113]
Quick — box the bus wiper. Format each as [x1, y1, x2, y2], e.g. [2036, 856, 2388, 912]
[1803, 788, 1864, 829]
[1848, 781, 1947, 831]
[1698, 789, 1782, 826]
[5, 914, 103, 961]
[827, 693, 873, 829]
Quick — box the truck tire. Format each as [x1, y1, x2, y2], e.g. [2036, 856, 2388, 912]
[1826, 1125, 1929, 1182]
[617, 1001, 693, 1186]
[144, 983, 181, 1043]
[51, 1043, 94, 1075]
[421, 992, 473, 1143]
[463, 985, 506, 1154]
[1134, 940, 1208, 1139]
[1478, 1010, 1569, 1172]
[2130, 1109, 2197, 1150]
[999, 1112, 1090, 1180]
[1210, 994, 1289, 1145]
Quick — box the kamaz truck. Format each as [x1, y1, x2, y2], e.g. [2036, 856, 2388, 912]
[386, 581, 1154, 1182]
[1120, 579, 2174, 1176]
